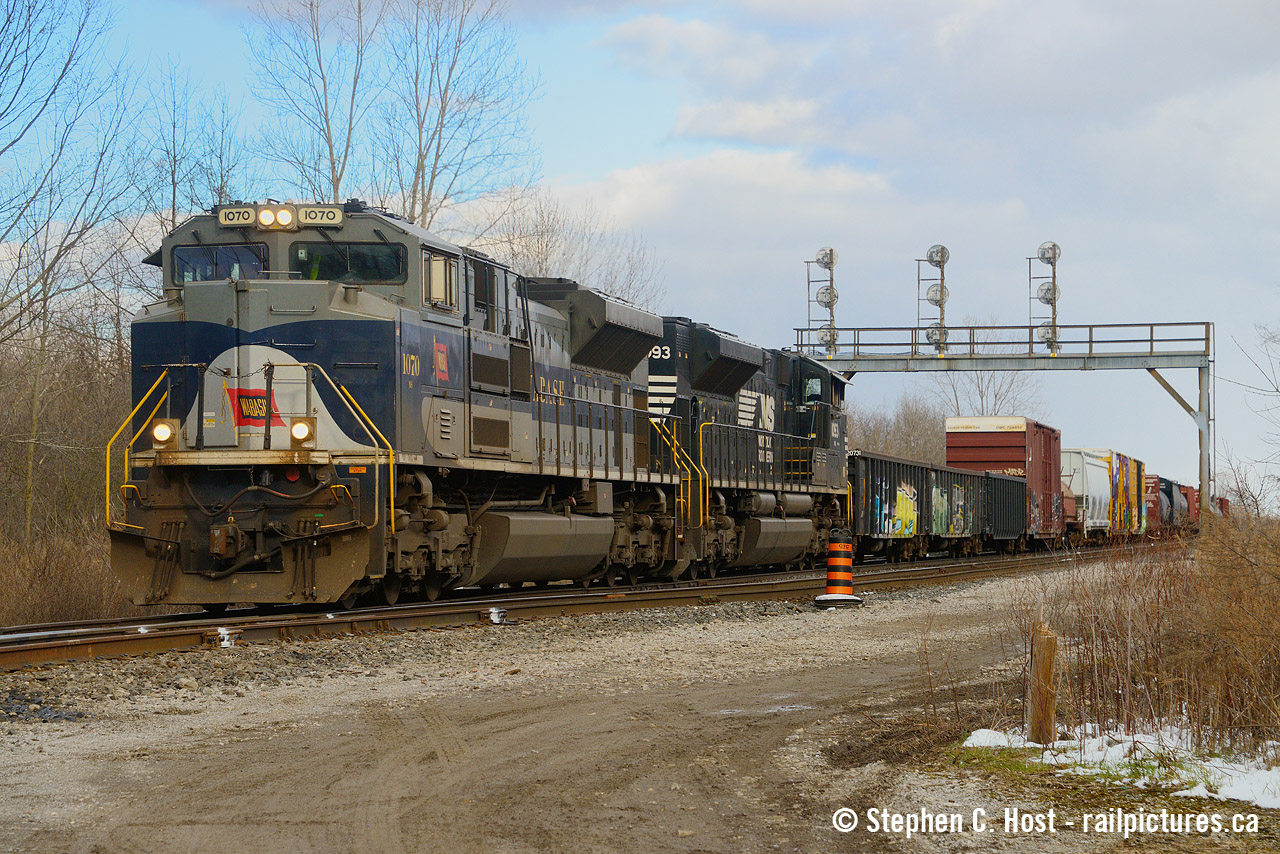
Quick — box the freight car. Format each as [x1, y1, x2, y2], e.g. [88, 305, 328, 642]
[1143, 474, 1191, 538]
[107, 201, 848, 609]
[1062, 448, 1110, 545]
[846, 450, 1025, 561]
[1067, 448, 1146, 539]
[944, 416, 1065, 547]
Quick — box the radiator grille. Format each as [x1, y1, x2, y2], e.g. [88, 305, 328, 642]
[472, 416, 509, 449]
[510, 343, 532, 396]
[471, 353, 508, 388]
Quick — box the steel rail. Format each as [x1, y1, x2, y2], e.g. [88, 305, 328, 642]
[0, 545, 1169, 672]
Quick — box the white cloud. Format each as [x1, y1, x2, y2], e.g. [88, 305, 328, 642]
[1081, 69, 1280, 218]
[601, 14, 814, 94]
[672, 98, 822, 144]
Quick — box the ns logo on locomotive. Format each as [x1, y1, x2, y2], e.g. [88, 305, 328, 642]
[108, 200, 853, 610]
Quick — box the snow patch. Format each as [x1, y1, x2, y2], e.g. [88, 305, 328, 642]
[964, 725, 1280, 810]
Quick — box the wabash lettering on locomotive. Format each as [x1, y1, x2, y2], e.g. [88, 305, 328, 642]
[225, 388, 286, 427]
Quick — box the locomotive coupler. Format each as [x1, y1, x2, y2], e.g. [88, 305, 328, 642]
[209, 519, 249, 559]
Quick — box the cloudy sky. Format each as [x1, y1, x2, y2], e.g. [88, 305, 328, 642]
[119, 0, 1280, 487]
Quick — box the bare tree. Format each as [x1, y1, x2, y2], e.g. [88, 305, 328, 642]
[0, 0, 101, 160]
[477, 188, 665, 309]
[926, 315, 1045, 417]
[0, 0, 138, 541]
[138, 61, 198, 234]
[1218, 447, 1275, 518]
[846, 390, 947, 464]
[193, 88, 255, 207]
[1239, 324, 1280, 457]
[0, 0, 128, 341]
[0, 4, 137, 347]
[371, 0, 536, 231]
[244, 0, 386, 202]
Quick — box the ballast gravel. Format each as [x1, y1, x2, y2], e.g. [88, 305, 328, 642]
[0, 581, 983, 733]
[4, 566, 1193, 854]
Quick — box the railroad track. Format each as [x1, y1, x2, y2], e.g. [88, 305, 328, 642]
[0, 544, 1162, 671]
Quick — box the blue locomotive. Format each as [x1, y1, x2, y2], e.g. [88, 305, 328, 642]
[109, 200, 849, 609]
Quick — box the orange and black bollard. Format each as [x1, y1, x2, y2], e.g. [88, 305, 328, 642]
[815, 531, 862, 607]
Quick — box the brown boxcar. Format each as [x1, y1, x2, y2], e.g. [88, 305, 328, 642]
[1181, 485, 1200, 525]
[1144, 474, 1162, 536]
[945, 416, 1064, 541]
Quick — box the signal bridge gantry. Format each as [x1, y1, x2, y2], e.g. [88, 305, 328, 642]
[795, 322, 1215, 515]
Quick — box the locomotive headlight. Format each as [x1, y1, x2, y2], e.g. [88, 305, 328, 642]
[150, 418, 180, 449]
[258, 208, 276, 227]
[290, 417, 317, 449]
[275, 207, 293, 227]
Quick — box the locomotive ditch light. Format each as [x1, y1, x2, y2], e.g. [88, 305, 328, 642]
[290, 417, 317, 449]
[151, 418, 179, 449]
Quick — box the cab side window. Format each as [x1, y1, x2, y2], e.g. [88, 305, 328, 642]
[423, 249, 457, 309]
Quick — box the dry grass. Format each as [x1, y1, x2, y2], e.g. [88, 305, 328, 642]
[1005, 519, 1280, 754]
[0, 516, 146, 626]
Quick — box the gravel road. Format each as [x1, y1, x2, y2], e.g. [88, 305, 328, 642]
[0, 571, 1144, 853]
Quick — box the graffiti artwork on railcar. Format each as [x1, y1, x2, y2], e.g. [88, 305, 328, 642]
[950, 484, 971, 535]
[932, 485, 949, 534]
[875, 478, 918, 538]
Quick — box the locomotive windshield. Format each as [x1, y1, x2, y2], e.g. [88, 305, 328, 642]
[172, 244, 267, 282]
[290, 241, 406, 283]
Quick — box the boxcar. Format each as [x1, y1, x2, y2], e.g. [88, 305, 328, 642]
[945, 416, 1064, 544]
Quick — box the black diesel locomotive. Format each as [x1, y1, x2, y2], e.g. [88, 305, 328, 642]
[109, 201, 849, 608]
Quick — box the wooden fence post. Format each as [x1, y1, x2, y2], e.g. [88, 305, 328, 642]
[1029, 622, 1058, 744]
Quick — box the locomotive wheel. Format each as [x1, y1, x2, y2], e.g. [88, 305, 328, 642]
[376, 574, 402, 607]
[602, 569, 622, 588]
[423, 580, 442, 602]
[338, 589, 360, 610]
[625, 568, 644, 586]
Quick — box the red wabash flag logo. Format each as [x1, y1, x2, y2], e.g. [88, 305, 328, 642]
[226, 388, 286, 427]
[434, 341, 449, 381]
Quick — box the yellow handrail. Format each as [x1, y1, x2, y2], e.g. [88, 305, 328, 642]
[123, 390, 169, 477]
[668, 421, 704, 529]
[339, 383, 396, 535]
[697, 421, 718, 528]
[650, 418, 698, 530]
[648, 419, 682, 506]
[106, 369, 169, 530]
